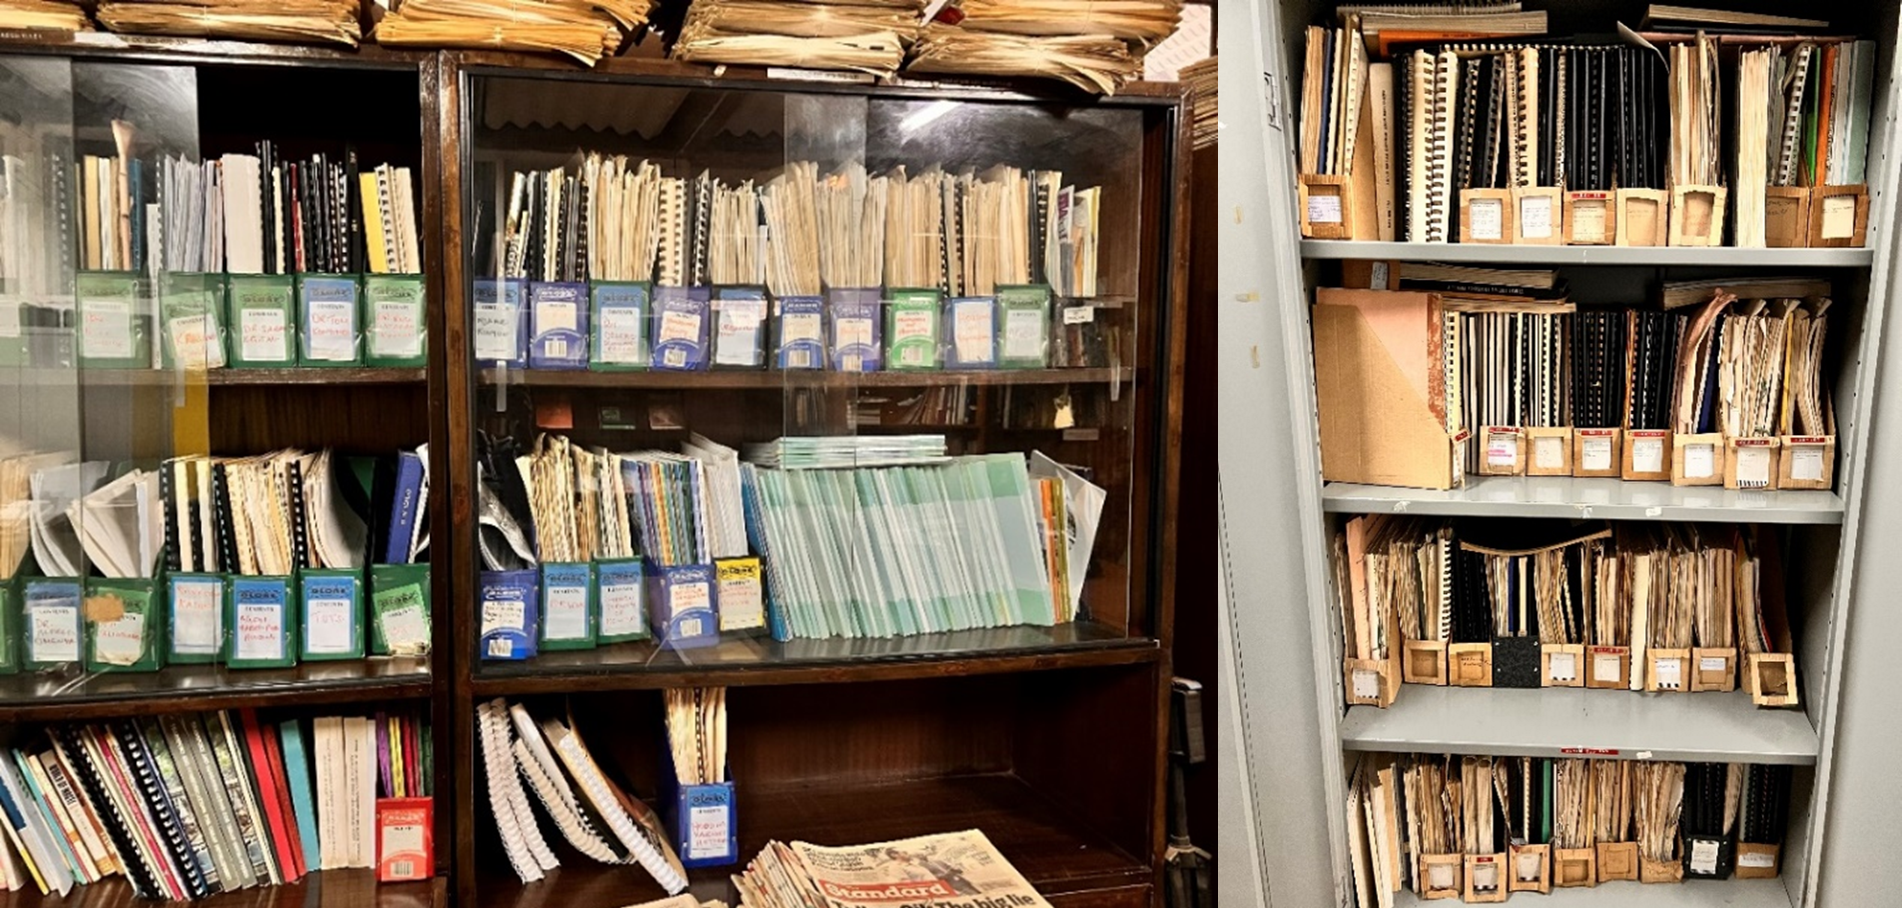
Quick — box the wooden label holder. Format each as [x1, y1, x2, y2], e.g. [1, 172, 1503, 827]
[1735, 842, 1781, 879]
[1641, 855, 1685, 884]
[1671, 432, 1723, 486]
[1669, 184, 1728, 247]
[1596, 841, 1639, 882]
[1764, 187, 1811, 247]
[1420, 853, 1465, 900]
[1573, 428, 1622, 477]
[1563, 191, 1615, 245]
[1460, 189, 1515, 244]
[1480, 427, 1526, 475]
[1691, 647, 1738, 692]
[1542, 643, 1585, 687]
[1298, 87, 1382, 240]
[1404, 639, 1449, 685]
[1525, 427, 1572, 475]
[1586, 645, 1630, 690]
[1726, 437, 1781, 491]
[1344, 656, 1401, 708]
[1614, 189, 1669, 246]
[1513, 187, 1563, 244]
[1464, 853, 1509, 903]
[1748, 653, 1799, 708]
[1622, 429, 1672, 482]
[1646, 649, 1691, 692]
[1810, 184, 1869, 247]
[1779, 435, 1835, 490]
[1448, 643, 1493, 687]
[1510, 843, 1552, 893]
[1553, 847, 1597, 888]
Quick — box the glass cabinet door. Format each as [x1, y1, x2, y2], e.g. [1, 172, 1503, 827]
[464, 72, 1170, 676]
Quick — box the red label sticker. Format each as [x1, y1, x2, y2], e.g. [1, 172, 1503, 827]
[1560, 747, 1619, 756]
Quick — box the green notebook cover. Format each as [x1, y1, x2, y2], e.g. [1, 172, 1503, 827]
[0, 574, 23, 674]
[159, 272, 228, 371]
[369, 563, 431, 656]
[884, 288, 943, 370]
[85, 576, 165, 673]
[226, 274, 297, 367]
[76, 271, 151, 369]
[363, 274, 427, 367]
[300, 568, 365, 661]
[995, 284, 1053, 369]
[225, 575, 298, 669]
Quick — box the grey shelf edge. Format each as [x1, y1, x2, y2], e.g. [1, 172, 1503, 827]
[1322, 476, 1845, 525]
[1300, 239, 1876, 267]
[1396, 879, 1793, 907]
[1339, 687, 1819, 765]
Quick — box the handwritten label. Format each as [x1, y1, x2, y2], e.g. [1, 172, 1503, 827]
[544, 586, 588, 640]
[29, 606, 78, 662]
[600, 583, 643, 636]
[173, 581, 222, 653]
[306, 596, 354, 654]
[688, 804, 730, 858]
[893, 309, 933, 342]
[241, 308, 289, 361]
[781, 312, 822, 346]
[1534, 436, 1564, 469]
[1699, 656, 1728, 672]
[1486, 432, 1517, 467]
[660, 309, 703, 344]
[94, 612, 145, 665]
[1582, 437, 1614, 471]
[170, 314, 224, 369]
[834, 316, 872, 349]
[1737, 447, 1772, 488]
[381, 605, 428, 653]
[307, 299, 356, 361]
[1572, 201, 1607, 243]
[1063, 304, 1095, 325]
[236, 602, 285, 661]
[1633, 437, 1664, 473]
[1792, 446, 1825, 481]
[537, 300, 577, 334]
[1821, 195, 1857, 239]
[1739, 851, 1777, 869]
[1306, 193, 1342, 224]
[1469, 198, 1504, 240]
[1690, 839, 1719, 875]
[718, 580, 762, 630]
[598, 307, 645, 363]
[82, 300, 133, 358]
[473, 303, 518, 360]
[672, 581, 710, 614]
[373, 301, 422, 357]
[1685, 443, 1715, 479]
[1593, 653, 1622, 682]
[1003, 307, 1043, 359]
[481, 599, 526, 635]
[1654, 657, 1682, 688]
[1519, 195, 1554, 239]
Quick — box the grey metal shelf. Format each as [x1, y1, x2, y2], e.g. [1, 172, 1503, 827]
[1340, 687, 1819, 765]
[1300, 239, 1875, 267]
[1321, 476, 1845, 525]
[1396, 879, 1792, 907]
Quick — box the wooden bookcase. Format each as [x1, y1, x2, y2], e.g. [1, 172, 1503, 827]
[0, 37, 1189, 908]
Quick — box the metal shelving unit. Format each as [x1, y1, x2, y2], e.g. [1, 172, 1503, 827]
[1221, 2, 1902, 906]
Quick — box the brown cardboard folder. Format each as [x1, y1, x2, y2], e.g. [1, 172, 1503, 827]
[1313, 289, 1464, 490]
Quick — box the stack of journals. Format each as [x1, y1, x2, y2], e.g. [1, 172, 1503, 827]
[93, 0, 360, 46]
[0, 0, 87, 32]
[373, 0, 638, 65]
[0, 708, 430, 898]
[741, 434, 947, 469]
[905, 0, 1183, 94]
[478, 699, 686, 890]
[672, 0, 926, 76]
[1348, 753, 1789, 902]
[1184, 56, 1219, 151]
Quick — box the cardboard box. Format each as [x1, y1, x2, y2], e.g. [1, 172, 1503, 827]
[1573, 428, 1622, 477]
[1344, 657, 1401, 708]
[1403, 640, 1448, 685]
[1614, 189, 1670, 246]
[1671, 432, 1724, 486]
[1623, 429, 1672, 481]
[1596, 842, 1638, 883]
[1726, 437, 1781, 490]
[1419, 853, 1464, 900]
[1542, 643, 1585, 687]
[1554, 847, 1597, 888]
[1735, 843, 1780, 879]
[1509, 844, 1551, 893]
[1299, 175, 1352, 239]
[1764, 187, 1810, 247]
[1646, 648, 1692, 692]
[1748, 653, 1799, 708]
[1513, 188, 1563, 244]
[1585, 645, 1630, 690]
[1563, 191, 1615, 245]
[1479, 427, 1526, 476]
[1525, 427, 1572, 475]
[1810, 184, 1869, 247]
[1448, 643, 1493, 687]
[1460, 189, 1515, 244]
[1691, 647, 1738, 692]
[1641, 855, 1684, 884]
[1464, 853, 1509, 903]
[1312, 290, 1467, 490]
[1779, 435, 1835, 490]
[1669, 184, 1728, 247]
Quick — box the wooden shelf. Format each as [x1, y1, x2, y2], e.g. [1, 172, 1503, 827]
[479, 367, 1124, 389]
[6, 367, 427, 387]
[472, 622, 1159, 696]
[0, 869, 439, 908]
[0, 658, 431, 722]
[1300, 239, 1876, 267]
[1322, 476, 1846, 524]
[476, 774, 1151, 908]
[0, 32, 429, 70]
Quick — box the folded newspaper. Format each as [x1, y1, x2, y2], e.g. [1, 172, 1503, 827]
[733, 830, 1052, 908]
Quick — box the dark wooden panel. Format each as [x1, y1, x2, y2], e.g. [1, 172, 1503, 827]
[208, 384, 429, 453]
[0, 659, 430, 722]
[480, 367, 1127, 389]
[0, 869, 434, 908]
[1047, 884, 1155, 908]
[1013, 662, 1164, 874]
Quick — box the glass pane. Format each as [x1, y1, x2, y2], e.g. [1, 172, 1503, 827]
[466, 74, 1154, 677]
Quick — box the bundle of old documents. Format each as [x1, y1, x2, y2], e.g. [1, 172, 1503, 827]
[0, 0, 89, 30]
[373, 0, 650, 65]
[93, 0, 361, 45]
[672, 0, 926, 76]
[1184, 55, 1217, 149]
[906, 0, 1182, 94]
[733, 830, 1052, 908]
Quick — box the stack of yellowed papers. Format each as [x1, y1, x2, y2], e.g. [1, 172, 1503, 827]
[95, 0, 361, 46]
[673, 0, 926, 76]
[906, 0, 1182, 94]
[374, 0, 647, 65]
[0, 0, 89, 30]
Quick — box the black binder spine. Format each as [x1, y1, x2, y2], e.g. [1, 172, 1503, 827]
[211, 462, 239, 574]
[114, 721, 209, 898]
[160, 459, 180, 573]
[52, 726, 162, 899]
[286, 458, 310, 572]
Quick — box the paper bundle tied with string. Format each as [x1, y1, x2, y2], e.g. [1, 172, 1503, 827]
[95, 0, 361, 45]
[373, 0, 649, 64]
[905, 0, 1182, 94]
[672, 0, 926, 76]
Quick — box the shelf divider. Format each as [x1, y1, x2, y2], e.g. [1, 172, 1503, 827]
[1322, 476, 1845, 524]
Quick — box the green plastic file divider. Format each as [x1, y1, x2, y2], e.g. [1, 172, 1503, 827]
[296, 274, 364, 366]
[226, 275, 298, 367]
[167, 573, 228, 663]
[159, 272, 229, 370]
[370, 563, 432, 656]
[996, 284, 1054, 369]
[76, 271, 152, 369]
[590, 281, 652, 370]
[594, 558, 648, 643]
[300, 568, 365, 661]
[23, 578, 83, 671]
[0, 574, 24, 674]
[540, 562, 596, 650]
[885, 288, 943, 370]
[225, 575, 298, 669]
[85, 576, 165, 673]
[364, 274, 428, 367]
